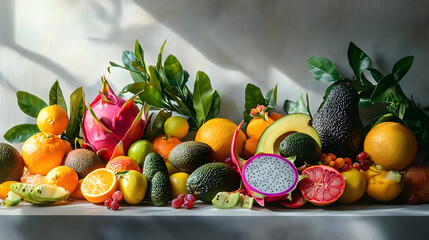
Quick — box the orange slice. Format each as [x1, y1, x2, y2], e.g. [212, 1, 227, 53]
[81, 168, 118, 203]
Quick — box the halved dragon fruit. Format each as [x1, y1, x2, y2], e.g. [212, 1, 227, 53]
[231, 121, 304, 206]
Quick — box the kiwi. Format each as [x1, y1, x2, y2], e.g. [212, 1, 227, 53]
[63, 149, 105, 179]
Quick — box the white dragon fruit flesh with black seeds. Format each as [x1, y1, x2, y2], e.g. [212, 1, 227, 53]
[241, 153, 303, 203]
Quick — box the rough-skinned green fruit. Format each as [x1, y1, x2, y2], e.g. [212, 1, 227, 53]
[279, 132, 322, 166]
[4, 191, 21, 207]
[10, 183, 69, 204]
[0, 143, 24, 184]
[150, 171, 171, 206]
[186, 162, 241, 203]
[212, 192, 240, 209]
[312, 83, 364, 158]
[143, 153, 168, 181]
[169, 141, 213, 173]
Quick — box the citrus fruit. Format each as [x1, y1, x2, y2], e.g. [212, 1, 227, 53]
[300, 165, 345, 206]
[338, 168, 366, 204]
[37, 105, 69, 135]
[0, 181, 18, 201]
[241, 138, 258, 159]
[70, 179, 85, 200]
[246, 117, 274, 140]
[366, 170, 402, 202]
[195, 118, 246, 162]
[117, 170, 147, 205]
[44, 166, 79, 193]
[170, 172, 190, 198]
[152, 135, 182, 162]
[128, 139, 154, 167]
[63, 149, 105, 179]
[268, 112, 283, 121]
[166, 162, 180, 176]
[63, 140, 73, 155]
[21, 132, 67, 175]
[164, 116, 189, 140]
[106, 156, 141, 173]
[20, 167, 46, 185]
[0, 143, 24, 184]
[81, 168, 118, 203]
[364, 122, 417, 171]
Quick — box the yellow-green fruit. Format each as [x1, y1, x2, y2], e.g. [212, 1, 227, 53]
[128, 140, 154, 167]
[166, 162, 180, 176]
[169, 172, 189, 198]
[118, 170, 147, 205]
[338, 168, 366, 204]
[366, 170, 402, 202]
[164, 116, 189, 140]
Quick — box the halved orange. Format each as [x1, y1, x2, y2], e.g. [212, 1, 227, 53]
[81, 168, 118, 203]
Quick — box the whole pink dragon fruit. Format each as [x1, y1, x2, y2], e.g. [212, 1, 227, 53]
[82, 77, 149, 161]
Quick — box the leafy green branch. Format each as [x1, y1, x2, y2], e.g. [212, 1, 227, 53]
[243, 84, 278, 124]
[108, 40, 220, 131]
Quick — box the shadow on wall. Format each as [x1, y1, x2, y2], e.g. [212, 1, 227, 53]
[131, 0, 429, 105]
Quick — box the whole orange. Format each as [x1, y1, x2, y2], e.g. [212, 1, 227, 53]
[106, 156, 141, 173]
[269, 112, 283, 121]
[21, 132, 67, 175]
[37, 105, 69, 135]
[195, 118, 246, 162]
[241, 138, 259, 159]
[44, 165, 79, 193]
[152, 135, 182, 162]
[0, 181, 19, 201]
[63, 140, 73, 155]
[364, 122, 417, 171]
[70, 179, 85, 200]
[246, 117, 274, 140]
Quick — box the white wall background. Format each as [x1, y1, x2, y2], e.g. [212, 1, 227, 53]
[1, 0, 428, 147]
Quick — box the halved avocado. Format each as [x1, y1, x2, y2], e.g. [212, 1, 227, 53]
[256, 113, 321, 155]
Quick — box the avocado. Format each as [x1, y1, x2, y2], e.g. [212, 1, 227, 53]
[186, 162, 241, 203]
[0, 143, 24, 184]
[143, 153, 168, 181]
[279, 132, 322, 166]
[256, 113, 321, 155]
[169, 141, 214, 173]
[312, 83, 364, 158]
[150, 171, 171, 206]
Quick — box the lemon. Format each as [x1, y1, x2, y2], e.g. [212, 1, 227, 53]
[128, 140, 154, 167]
[366, 170, 403, 202]
[169, 172, 189, 198]
[338, 168, 366, 204]
[164, 116, 189, 140]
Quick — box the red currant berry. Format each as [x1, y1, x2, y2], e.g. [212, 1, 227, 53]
[171, 198, 184, 209]
[110, 200, 120, 211]
[408, 194, 419, 205]
[112, 191, 123, 202]
[177, 194, 186, 200]
[356, 151, 369, 162]
[183, 200, 194, 209]
[104, 198, 113, 209]
[185, 194, 196, 203]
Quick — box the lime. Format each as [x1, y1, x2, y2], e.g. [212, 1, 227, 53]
[128, 140, 154, 167]
[169, 172, 190, 198]
[338, 168, 366, 204]
[164, 116, 189, 140]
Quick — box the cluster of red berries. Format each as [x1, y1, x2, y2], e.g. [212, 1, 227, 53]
[171, 194, 196, 209]
[104, 191, 123, 211]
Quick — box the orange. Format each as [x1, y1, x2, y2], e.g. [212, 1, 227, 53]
[37, 105, 69, 135]
[81, 168, 118, 203]
[195, 118, 246, 162]
[63, 140, 73, 155]
[152, 135, 182, 162]
[246, 117, 274, 140]
[269, 112, 283, 121]
[70, 179, 85, 200]
[106, 156, 141, 173]
[0, 181, 18, 201]
[241, 138, 258, 159]
[21, 132, 67, 175]
[364, 122, 417, 171]
[44, 166, 79, 193]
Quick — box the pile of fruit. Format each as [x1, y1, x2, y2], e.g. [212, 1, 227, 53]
[1, 41, 429, 210]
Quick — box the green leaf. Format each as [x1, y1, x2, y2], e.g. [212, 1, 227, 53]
[347, 42, 371, 83]
[157, 40, 167, 71]
[145, 110, 172, 140]
[283, 93, 311, 116]
[130, 71, 148, 83]
[193, 71, 214, 126]
[164, 55, 184, 89]
[207, 90, 221, 120]
[264, 85, 277, 110]
[17, 91, 48, 118]
[164, 87, 192, 116]
[49, 80, 67, 113]
[3, 124, 40, 143]
[370, 74, 396, 103]
[149, 66, 162, 94]
[134, 40, 146, 71]
[182, 70, 190, 89]
[398, 103, 407, 120]
[122, 50, 138, 72]
[367, 68, 384, 82]
[65, 87, 84, 139]
[308, 57, 343, 83]
[127, 82, 167, 108]
[358, 98, 374, 107]
[243, 84, 266, 123]
[392, 56, 414, 83]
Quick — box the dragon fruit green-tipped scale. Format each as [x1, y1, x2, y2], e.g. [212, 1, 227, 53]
[231, 121, 305, 206]
[82, 76, 150, 161]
